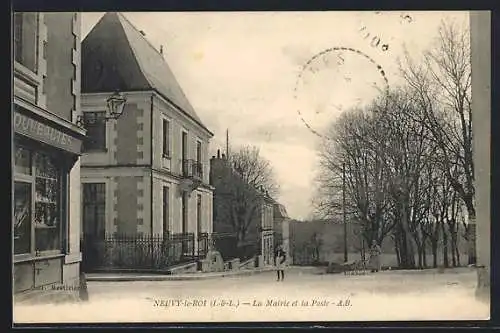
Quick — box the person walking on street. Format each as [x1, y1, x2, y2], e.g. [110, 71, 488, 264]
[368, 240, 382, 273]
[275, 245, 287, 281]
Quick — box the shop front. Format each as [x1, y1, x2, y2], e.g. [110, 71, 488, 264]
[13, 101, 85, 294]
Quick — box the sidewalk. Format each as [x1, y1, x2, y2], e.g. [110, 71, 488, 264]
[85, 266, 277, 282]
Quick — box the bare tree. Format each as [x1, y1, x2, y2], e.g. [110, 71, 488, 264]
[315, 106, 395, 249]
[213, 145, 279, 246]
[399, 18, 475, 264]
[231, 146, 280, 197]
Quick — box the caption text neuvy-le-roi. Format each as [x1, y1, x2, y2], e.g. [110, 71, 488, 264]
[148, 297, 353, 308]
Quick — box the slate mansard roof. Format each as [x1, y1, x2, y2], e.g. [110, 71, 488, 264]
[82, 12, 212, 135]
[273, 203, 289, 219]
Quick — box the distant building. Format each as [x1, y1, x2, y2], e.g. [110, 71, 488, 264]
[79, 12, 214, 270]
[272, 202, 290, 261]
[289, 219, 470, 268]
[210, 150, 274, 266]
[13, 13, 85, 297]
[289, 220, 361, 265]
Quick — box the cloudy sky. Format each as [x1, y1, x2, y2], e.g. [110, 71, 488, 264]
[81, 11, 469, 220]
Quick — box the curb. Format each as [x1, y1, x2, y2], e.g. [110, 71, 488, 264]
[86, 267, 276, 282]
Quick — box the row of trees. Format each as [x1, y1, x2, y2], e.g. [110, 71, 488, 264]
[314, 19, 475, 269]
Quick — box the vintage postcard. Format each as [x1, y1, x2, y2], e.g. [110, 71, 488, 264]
[12, 10, 490, 324]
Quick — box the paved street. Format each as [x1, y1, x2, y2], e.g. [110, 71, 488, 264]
[14, 267, 489, 323]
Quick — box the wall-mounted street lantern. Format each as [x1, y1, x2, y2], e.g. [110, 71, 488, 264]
[76, 91, 127, 127]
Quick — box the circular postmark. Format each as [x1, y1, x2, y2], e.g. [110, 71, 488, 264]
[293, 46, 390, 140]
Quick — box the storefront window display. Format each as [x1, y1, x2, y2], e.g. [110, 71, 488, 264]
[13, 140, 63, 258]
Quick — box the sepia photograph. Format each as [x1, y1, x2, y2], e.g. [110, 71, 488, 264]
[12, 10, 491, 324]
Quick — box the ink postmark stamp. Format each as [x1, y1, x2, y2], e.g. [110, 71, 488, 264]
[293, 46, 390, 140]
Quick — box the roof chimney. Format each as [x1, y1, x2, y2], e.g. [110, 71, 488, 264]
[222, 153, 226, 160]
[217, 149, 220, 158]
[160, 45, 164, 55]
[139, 30, 146, 36]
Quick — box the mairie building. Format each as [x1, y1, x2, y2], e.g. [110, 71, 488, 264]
[79, 12, 214, 271]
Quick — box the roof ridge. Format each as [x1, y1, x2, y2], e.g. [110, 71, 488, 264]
[116, 12, 164, 58]
[115, 12, 198, 111]
[115, 13, 157, 91]
[88, 12, 212, 136]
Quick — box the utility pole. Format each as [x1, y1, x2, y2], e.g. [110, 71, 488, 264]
[343, 162, 348, 263]
[226, 128, 230, 159]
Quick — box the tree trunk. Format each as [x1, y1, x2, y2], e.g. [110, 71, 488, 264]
[394, 235, 401, 267]
[441, 222, 449, 268]
[413, 235, 423, 269]
[450, 225, 458, 267]
[398, 201, 416, 269]
[417, 246, 423, 269]
[466, 205, 477, 265]
[422, 240, 427, 268]
[449, 224, 457, 267]
[432, 240, 438, 268]
[455, 244, 461, 266]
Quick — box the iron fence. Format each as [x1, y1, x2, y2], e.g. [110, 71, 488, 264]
[81, 232, 196, 273]
[197, 232, 210, 259]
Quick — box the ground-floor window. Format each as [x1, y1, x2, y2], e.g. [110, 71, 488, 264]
[82, 183, 106, 238]
[13, 139, 65, 258]
[14, 182, 32, 254]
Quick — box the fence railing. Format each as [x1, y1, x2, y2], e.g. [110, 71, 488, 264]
[197, 232, 210, 259]
[81, 232, 196, 273]
[81, 232, 262, 273]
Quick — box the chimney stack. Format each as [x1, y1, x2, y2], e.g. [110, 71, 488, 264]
[160, 45, 164, 55]
[140, 30, 146, 36]
[217, 149, 220, 158]
[222, 153, 226, 160]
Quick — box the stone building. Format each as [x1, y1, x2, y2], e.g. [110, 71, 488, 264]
[210, 150, 275, 266]
[13, 12, 85, 298]
[273, 202, 291, 261]
[79, 13, 214, 264]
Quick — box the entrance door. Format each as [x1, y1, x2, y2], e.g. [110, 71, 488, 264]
[82, 183, 106, 272]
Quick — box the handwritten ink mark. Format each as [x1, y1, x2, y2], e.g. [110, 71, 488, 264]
[371, 36, 381, 47]
[357, 23, 390, 53]
[400, 13, 413, 24]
